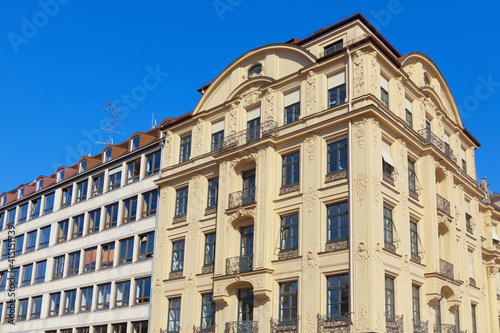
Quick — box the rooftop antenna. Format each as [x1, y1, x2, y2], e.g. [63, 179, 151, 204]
[151, 113, 157, 129]
[96, 102, 125, 145]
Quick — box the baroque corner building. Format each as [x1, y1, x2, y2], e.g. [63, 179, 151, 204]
[150, 13, 500, 333]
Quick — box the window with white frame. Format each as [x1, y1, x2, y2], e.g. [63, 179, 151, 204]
[380, 76, 389, 108]
[284, 89, 300, 125]
[57, 170, 64, 182]
[131, 136, 140, 151]
[211, 120, 225, 151]
[79, 160, 87, 173]
[36, 179, 43, 191]
[327, 71, 346, 108]
[405, 98, 412, 128]
[103, 148, 112, 163]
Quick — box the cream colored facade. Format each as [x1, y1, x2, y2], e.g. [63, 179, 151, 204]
[151, 13, 500, 333]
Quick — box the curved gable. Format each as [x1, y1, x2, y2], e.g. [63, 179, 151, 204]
[401, 52, 463, 128]
[193, 44, 316, 115]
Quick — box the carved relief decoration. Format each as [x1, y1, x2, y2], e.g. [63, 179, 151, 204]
[161, 186, 168, 206]
[353, 50, 365, 97]
[157, 227, 167, 248]
[405, 62, 416, 82]
[194, 118, 204, 155]
[227, 207, 256, 224]
[303, 251, 317, 280]
[399, 191, 408, 219]
[370, 117, 379, 147]
[369, 51, 379, 95]
[264, 88, 275, 121]
[397, 138, 406, 169]
[229, 153, 258, 175]
[352, 117, 366, 149]
[153, 278, 163, 294]
[185, 273, 196, 299]
[372, 176, 381, 202]
[303, 188, 316, 213]
[242, 86, 262, 108]
[354, 174, 368, 204]
[306, 71, 316, 114]
[397, 77, 404, 115]
[487, 266, 498, 278]
[305, 312, 315, 333]
[355, 242, 369, 272]
[229, 102, 239, 135]
[164, 131, 173, 165]
[188, 218, 198, 241]
[192, 174, 202, 198]
[358, 306, 369, 330]
[304, 135, 316, 163]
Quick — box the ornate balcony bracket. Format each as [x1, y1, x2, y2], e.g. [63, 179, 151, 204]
[279, 183, 299, 195]
[439, 258, 454, 280]
[202, 265, 214, 274]
[270, 318, 299, 333]
[385, 314, 403, 333]
[218, 120, 278, 153]
[419, 128, 458, 164]
[317, 313, 351, 333]
[436, 194, 451, 216]
[213, 295, 228, 306]
[169, 270, 183, 280]
[226, 255, 253, 275]
[173, 214, 187, 224]
[224, 321, 258, 333]
[254, 289, 272, 301]
[413, 319, 428, 333]
[278, 248, 299, 260]
[325, 169, 347, 183]
[229, 188, 256, 209]
[325, 239, 348, 252]
[193, 325, 216, 333]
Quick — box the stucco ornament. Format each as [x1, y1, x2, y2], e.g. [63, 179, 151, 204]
[358, 306, 369, 330]
[264, 88, 274, 121]
[303, 188, 316, 213]
[352, 117, 366, 148]
[487, 266, 498, 278]
[369, 51, 379, 95]
[397, 77, 404, 115]
[355, 242, 369, 272]
[192, 173, 202, 198]
[353, 50, 365, 96]
[229, 153, 257, 175]
[372, 176, 381, 202]
[370, 117, 379, 147]
[163, 130, 173, 165]
[304, 135, 316, 163]
[242, 86, 261, 108]
[354, 174, 368, 203]
[153, 278, 163, 294]
[157, 227, 167, 248]
[305, 312, 315, 333]
[405, 62, 416, 82]
[229, 102, 239, 134]
[160, 186, 168, 206]
[194, 118, 204, 155]
[188, 218, 198, 240]
[306, 71, 316, 114]
[303, 251, 317, 280]
[227, 207, 256, 224]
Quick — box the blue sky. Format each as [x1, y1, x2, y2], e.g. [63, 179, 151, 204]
[1, 1, 499, 193]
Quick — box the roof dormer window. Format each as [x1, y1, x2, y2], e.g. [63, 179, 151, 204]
[0, 195, 5, 206]
[57, 170, 64, 183]
[18, 187, 24, 199]
[131, 136, 140, 151]
[37, 179, 43, 191]
[248, 64, 262, 79]
[79, 160, 87, 173]
[104, 148, 112, 163]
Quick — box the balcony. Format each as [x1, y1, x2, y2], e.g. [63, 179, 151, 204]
[325, 239, 349, 253]
[419, 129, 457, 164]
[225, 321, 258, 333]
[193, 326, 215, 333]
[413, 319, 428, 333]
[278, 248, 299, 260]
[172, 214, 187, 224]
[226, 255, 253, 275]
[325, 169, 348, 183]
[270, 318, 299, 333]
[439, 259, 454, 280]
[317, 313, 351, 333]
[436, 194, 451, 216]
[434, 324, 466, 333]
[279, 183, 299, 195]
[383, 171, 395, 186]
[229, 188, 256, 209]
[385, 314, 403, 333]
[411, 253, 422, 265]
[218, 121, 278, 153]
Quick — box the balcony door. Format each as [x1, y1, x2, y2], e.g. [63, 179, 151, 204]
[238, 288, 254, 322]
[246, 107, 261, 143]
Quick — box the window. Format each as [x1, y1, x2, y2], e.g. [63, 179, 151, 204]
[168, 298, 181, 332]
[57, 170, 64, 182]
[11, 267, 19, 288]
[18, 203, 28, 223]
[7, 207, 16, 226]
[412, 285, 420, 322]
[139, 232, 154, 260]
[410, 221, 419, 257]
[22, 263, 33, 286]
[382, 141, 395, 181]
[211, 120, 225, 151]
[133, 321, 149, 333]
[100, 243, 115, 269]
[135, 276, 151, 304]
[405, 98, 413, 128]
[175, 187, 188, 217]
[408, 159, 416, 192]
[31, 198, 40, 219]
[142, 190, 158, 217]
[0, 212, 3, 231]
[94, 327, 107, 333]
[0, 270, 5, 291]
[240, 226, 254, 257]
[72, 214, 84, 239]
[57, 220, 69, 243]
[92, 174, 104, 196]
[327, 71, 346, 108]
[435, 299, 441, 327]
[204, 233, 216, 267]
[471, 305, 477, 333]
[171, 240, 185, 272]
[37, 179, 44, 191]
[127, 158, 141, 183]
[80, 286, 93, 312]
[424, 73, 431, 85]
[119, 238, 134, 265]
[468, 250, 475, 281]
[79, 160, 87, 173]
[103, 148, 112, 162]
[105, 203, 119, 229]
[281, 214, 298, 251]
[31, 296, 43, 319]
[68, 251, 81, 276]
[115, 281, 131, 307]
[207, 178, 219, 208]
[0, 195, 5, 206]
[327, 274, 349, 318]
[461, 149, 467, 173]
[327, 202, 349, 243]
[53, 255, 65, 279]
[35, 260, 46, 283]
[248, 64, 262, 78]
[201, 294, 216, 329]
[282, 152, 300, 186]
[279, 281, 298, 321]
[131, 136, 140, 151]
[179, 134, 192, 163]
[146, 151, 161, 176]
[284, 89, 300, 125]
[327, 139, 347, 174]
[454, 307, 461, 331]
[108, 167, 122, 191]
[384, 206, 394, 245]
[14, 234, 24, 255]
[64, 289, 77, 314]
[40, 226, 50, 248]
[84, 247, 97, 272]
[49, 293, 61, 316]
[385, 276, 395, 319]
[18, 298, 28, 321]
[61, 186, 73, 208]
[88, 209, 101, 234]
[76, 180, 88, 202]
[246, 107, 261, 143]
[44, 192, 55, 214]
[381, 75, 389, 108]
[2, 238, 12, 259]
[97, 283, 111, 309]
[123, 196, 138, 223]
[324, 39, 343, 55]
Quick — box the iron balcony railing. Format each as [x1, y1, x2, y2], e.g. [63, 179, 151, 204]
[383, 171, 395, 186]
[229, 187, 256, 209]
[439, 259, 454, 280]
[419, 129, 458, 164]
[218, 121, 278, 153]
[317, 313, 351, 333]
[226, 254, 253, 275]
[270, 318, 299, 332]
[436, 194, 451, 216]
[413, 319, 429, 333]
[434, 324, 466, 333]
[225, 321, 258, 333]
[386, 314, 404, 333]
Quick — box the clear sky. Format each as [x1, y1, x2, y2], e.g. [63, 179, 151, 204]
[1, 0, 499, 194]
